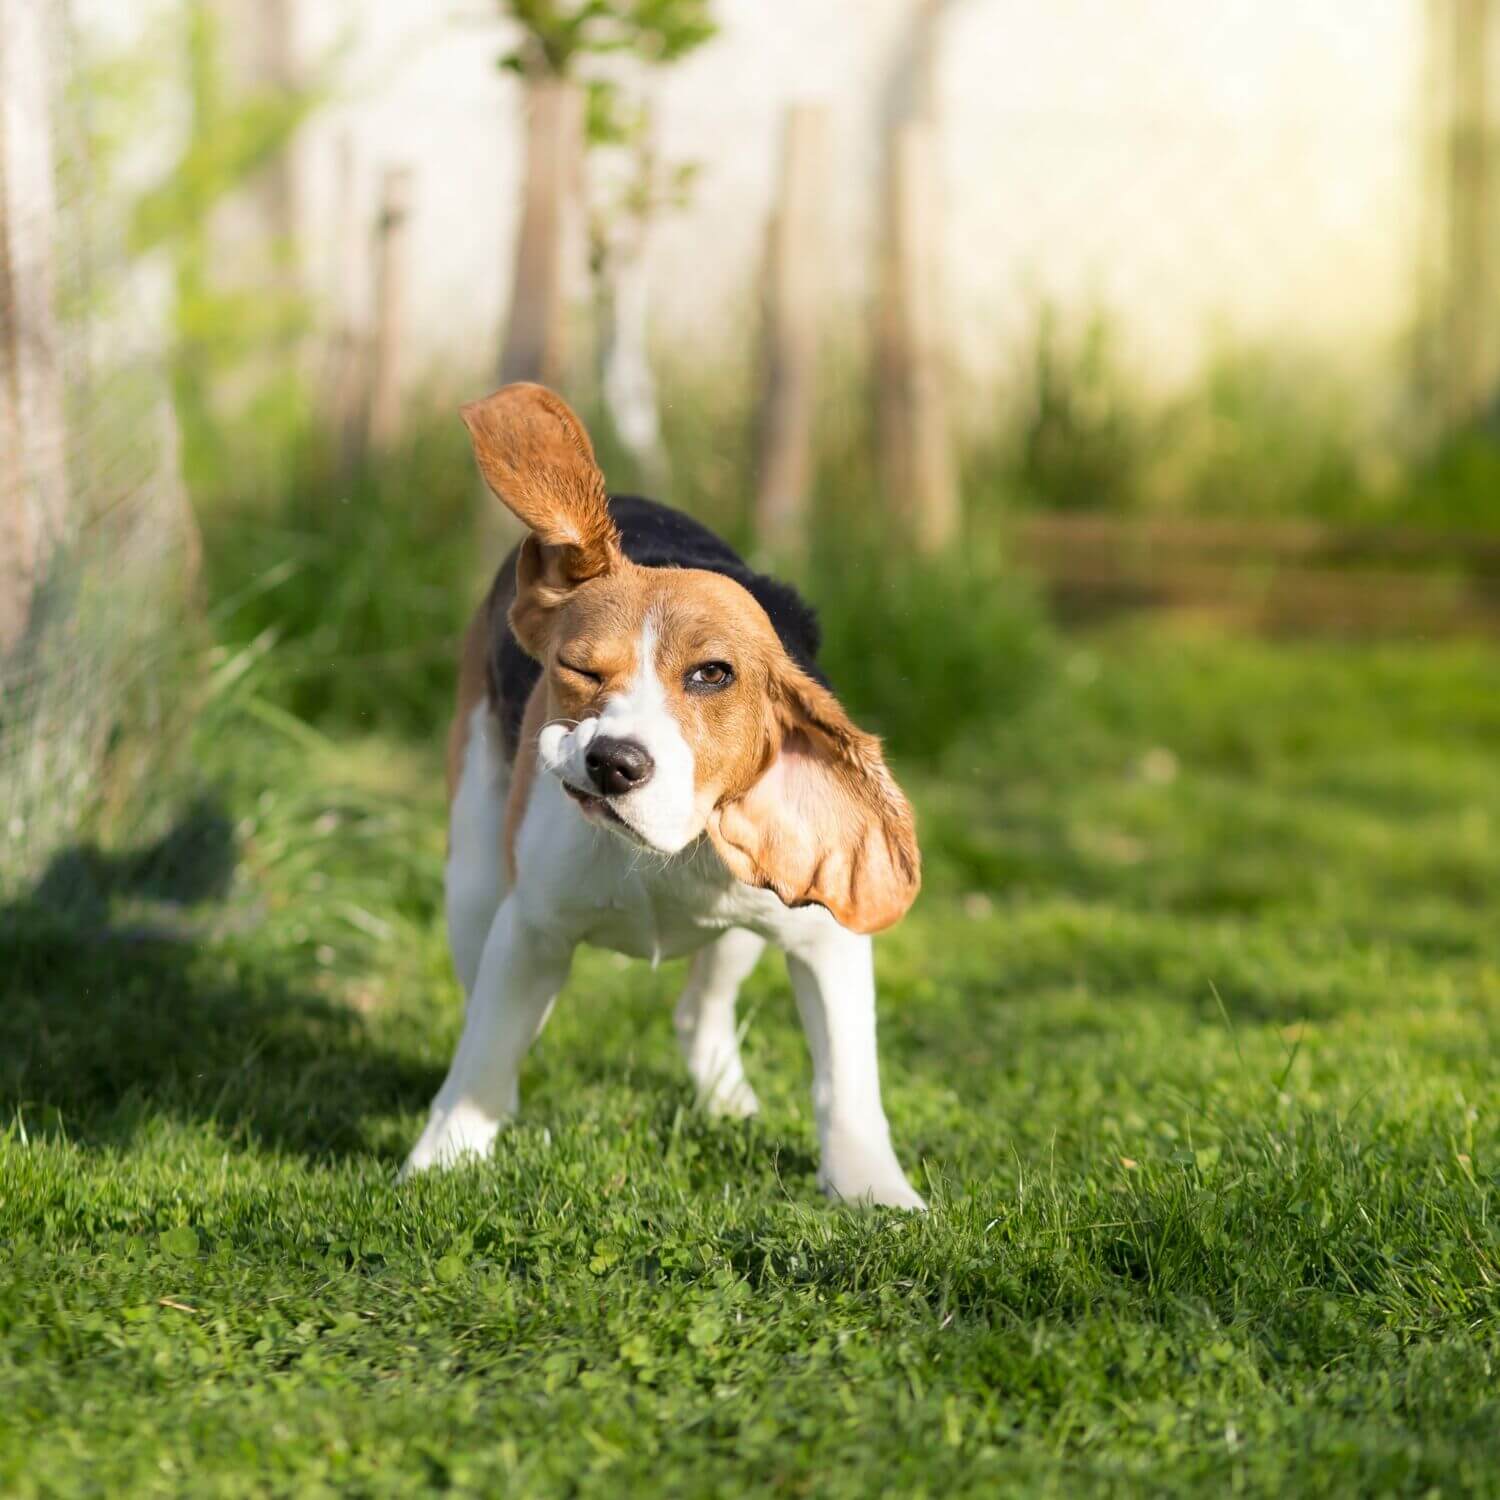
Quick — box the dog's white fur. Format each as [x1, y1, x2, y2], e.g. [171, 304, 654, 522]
[408, 689, 925, 1211]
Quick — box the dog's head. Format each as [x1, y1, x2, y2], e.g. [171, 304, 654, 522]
[462, 383, 920, 934]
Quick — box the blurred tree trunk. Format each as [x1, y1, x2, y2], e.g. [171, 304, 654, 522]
[754, 104, 828, 553]
[500, 79, 585, 389]
[876, 0, 957, 552]
[1441, 0, 1498, 426]
[0, 0, 67, 653]
[878, 122, 956, 553]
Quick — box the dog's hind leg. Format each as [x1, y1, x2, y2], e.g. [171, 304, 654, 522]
[674, 928, 765, 1118]
[446, 704, 509, 998]
[402, 898, 571, 1175]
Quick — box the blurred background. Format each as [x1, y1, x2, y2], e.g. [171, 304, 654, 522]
[3, 0, 1500, 898]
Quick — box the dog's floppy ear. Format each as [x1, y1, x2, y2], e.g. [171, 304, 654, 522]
[708, 666, 920, 934]
[460, 383, 622, 650]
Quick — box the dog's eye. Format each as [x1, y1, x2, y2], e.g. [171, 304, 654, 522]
[686, 661, 734, 693]
[556, 658, 602, 685]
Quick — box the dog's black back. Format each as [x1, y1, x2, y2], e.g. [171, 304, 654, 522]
[492, 495, 824, 756]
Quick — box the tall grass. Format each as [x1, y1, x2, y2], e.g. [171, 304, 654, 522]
[968, 305, 1500, 529]
[199, 370, 1057, 763]
[192, 311, 1500, 774]
[200, 415, 491, 738]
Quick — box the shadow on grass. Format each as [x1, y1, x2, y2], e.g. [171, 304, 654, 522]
[0, 799, 440, 1162]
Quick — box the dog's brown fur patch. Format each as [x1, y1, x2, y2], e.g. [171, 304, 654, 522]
[447, 599, 496, 804]
[503, 682, 548, 885]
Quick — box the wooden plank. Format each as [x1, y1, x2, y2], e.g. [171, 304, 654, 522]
[1035, 557, 1500, 635]
[1015, 514, 1500, 572]
[0, 0, 67, 653]
[1013, 515, 1500, 636]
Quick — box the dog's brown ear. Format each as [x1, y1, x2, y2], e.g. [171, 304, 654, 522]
[707, 666, 920, 934]
[461, 384, 621, 648]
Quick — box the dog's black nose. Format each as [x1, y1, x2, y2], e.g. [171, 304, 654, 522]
[585, 736, 654, 796]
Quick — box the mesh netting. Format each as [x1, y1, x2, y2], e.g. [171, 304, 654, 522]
[0, 0, 198, 894]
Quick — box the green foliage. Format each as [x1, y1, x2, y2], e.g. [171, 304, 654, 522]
[200, 413, 490, 739]
[993, 309, 1384, 521]
[1402, 428, 1500, 530]
[4, 631, 1499, 1494]
[982, 305, 1500, 530]
[1009, 306, 1148, 512]
[120, 2, 325, 490]
[498, 0, 716, 79]
[499, 0, 714, 166]
[197, 362, 1054, 763]
[127, 39, 315, 255]
[1145, 344, 1391, 521]
[808, 536, 1055, 763]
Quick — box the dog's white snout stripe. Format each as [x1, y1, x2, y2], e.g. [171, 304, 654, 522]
[539, 621, 697, 852]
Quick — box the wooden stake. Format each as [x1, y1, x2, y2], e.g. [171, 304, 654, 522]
[877, 120, 957, 552]
[754, 104, 828, 553]
[0, 0, 67, 653]
[500, 79, 584, 389]
[325, 134, 367, 467]
[1445, 0, 1496, 425]
[367, 166, 412, 450]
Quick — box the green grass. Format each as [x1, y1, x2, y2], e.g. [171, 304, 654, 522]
[3, 626, 1499, 1497]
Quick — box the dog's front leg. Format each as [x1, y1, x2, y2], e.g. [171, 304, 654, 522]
[783, 924, 926, 1211]
[675, 928, 765, 1118]
[401, 898, 572, 1176]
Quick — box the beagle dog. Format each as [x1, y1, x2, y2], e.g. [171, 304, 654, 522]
[402, 384, 925, 1209]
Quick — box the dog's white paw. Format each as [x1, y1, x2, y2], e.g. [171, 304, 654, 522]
[819, 1131, 927, 1211]
[399, 1103, 502, 1180]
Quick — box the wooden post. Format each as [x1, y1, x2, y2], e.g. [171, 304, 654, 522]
[753, 104, 828, 552]
[367, 166, 412, 450]
[324, 134, 368, 473]
[0, 0, 67, 653]
[877, 120, 957, 551]
[875, 0, 957, 551]
[1444, 0, 1496, 425]
[500, 79, 584, 388]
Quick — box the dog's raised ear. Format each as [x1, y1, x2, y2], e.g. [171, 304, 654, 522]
[460, 383, 622, 649]
[707, 666, 920, 934]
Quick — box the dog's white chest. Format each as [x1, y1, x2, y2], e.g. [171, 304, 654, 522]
[512, 776, 789, 963]
[574, 849, 720, 962]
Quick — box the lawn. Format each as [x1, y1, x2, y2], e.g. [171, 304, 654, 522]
[3, 626, 1498, 1497]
